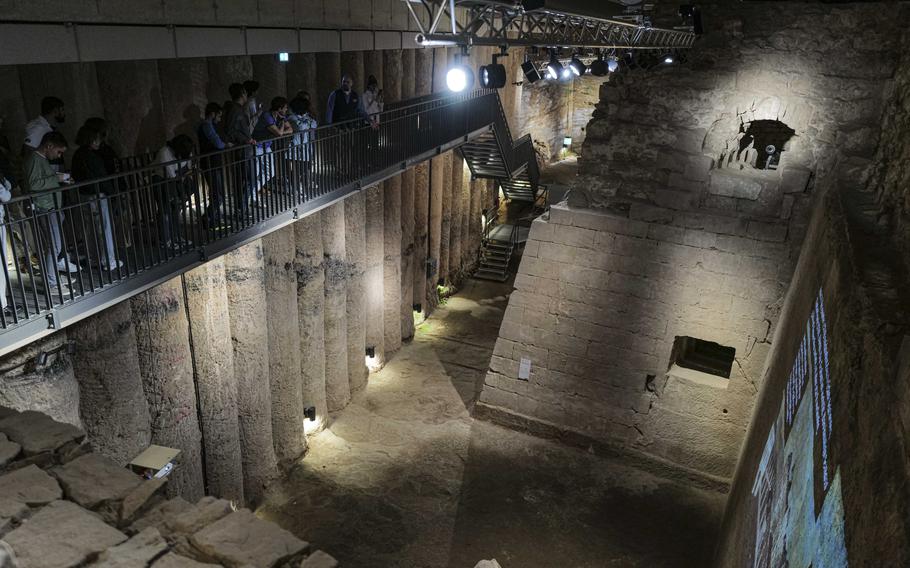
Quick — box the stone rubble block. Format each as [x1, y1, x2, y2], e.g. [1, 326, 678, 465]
[0, 465, 62, 506]
[152, 552, 219, 567]
[163, 497, 234, 539]
[0, 499, 29, 528]
[129, 497, 193, 535]
[92, 528, 169, 568]
[116, 478, 168, 526]
[473, 559, 502, 568]
[4, 500, 127, 568]
[52, 454, 143, 510]
[0, 435, 20, 468]
[0, 411, 85, 457]
[300, 550, 339, 568]
[189, 509, 308, 567]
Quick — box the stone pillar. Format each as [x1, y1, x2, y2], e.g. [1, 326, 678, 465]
[413, 162, 430, 316]
[251, 54, 288, 103]
[439, 152, 454, 282]
[412, 49, 433, 316]
[225, 241, 278, 506]
[183, 259, 244, 504]
[157, 58, 208, 141]
[345, 193, 369, 393]
[460, 158, 473, 270]
[95, 60, 165, 156]
[316, 52, 341, 124]
[287, 53, 318, 114]
[383, 174, 403, 354]
[295, 214, 328, 430]
[400, 167, 416, 341]
[400, 50, 416, 341]
[364, 51, 384, 94]
[450, 153, 465, 279]
[262, 226, 307, 468]
[469, 177, 484, 268]
[364, 184, 386, 367]
[70, 303, 152, 466]
[130, 278, 204, 501]
[322, 202, 350, 411]
[383, 51, 403, 354]
[340, 51, 365, 94]
[427, 155, 445, 310]
[0, 333, 81, 428]
[206, 56, 254, 107]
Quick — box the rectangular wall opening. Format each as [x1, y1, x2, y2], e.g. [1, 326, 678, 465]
[670, 336, 736, 379]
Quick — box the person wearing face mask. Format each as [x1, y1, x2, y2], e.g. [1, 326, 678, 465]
[252, 97, 293, 200]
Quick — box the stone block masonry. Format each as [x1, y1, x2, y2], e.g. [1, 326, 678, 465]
[479, 203, 796, 481]
[0, 406, 337, 568]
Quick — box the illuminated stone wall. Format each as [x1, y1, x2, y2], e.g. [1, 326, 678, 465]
[714, 183, 910, 566]
[479, 1, 909, 485]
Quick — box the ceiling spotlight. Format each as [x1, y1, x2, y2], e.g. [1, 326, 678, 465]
[568, 56, 587, 77]
[480, 62, 507, 89]
[521, 60, 541, 84]
[446, 63, 474, 92]
[589, 58, 607, 77]
[546, 53, 564, 80]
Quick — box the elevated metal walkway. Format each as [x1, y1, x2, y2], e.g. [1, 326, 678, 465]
[0, 89, 538, 356]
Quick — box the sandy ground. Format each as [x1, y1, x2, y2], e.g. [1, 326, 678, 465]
[258, 278, 726, 568]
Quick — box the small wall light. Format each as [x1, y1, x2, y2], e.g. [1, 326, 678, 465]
[303, 406, 317, 422]
[278, 52, 290, 63]
[366, 346, 376, 359]
[563, 136, 573, 148]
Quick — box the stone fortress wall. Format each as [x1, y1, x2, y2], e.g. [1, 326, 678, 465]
[478, 1, 909, 483]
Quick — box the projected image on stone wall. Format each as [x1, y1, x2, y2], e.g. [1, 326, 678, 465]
[750, 290, 847, 568]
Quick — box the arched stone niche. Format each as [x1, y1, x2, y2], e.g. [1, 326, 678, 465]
[700, 96, 814, 218]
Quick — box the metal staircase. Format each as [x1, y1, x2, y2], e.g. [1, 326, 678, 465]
[474, 220, 519, 283]
[460, 93, 546, 206]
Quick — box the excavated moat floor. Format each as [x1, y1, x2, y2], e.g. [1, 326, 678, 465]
[258, 279, 726, 568]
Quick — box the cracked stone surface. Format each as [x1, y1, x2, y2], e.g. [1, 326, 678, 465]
[52, 453, 143, 509]
[0, 411, 84, 456]
[93, 528, 169, 568]
[4, 500, 127, 568]
[0, 465, 62, 506]
[190, 509, 308, 567]
[260, 280, 725, 567]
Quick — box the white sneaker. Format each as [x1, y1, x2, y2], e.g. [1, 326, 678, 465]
[49, 283, 70, 296]
[56, 258, 79, 273]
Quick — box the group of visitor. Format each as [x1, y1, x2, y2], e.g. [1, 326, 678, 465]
[0, 73, 384, 310]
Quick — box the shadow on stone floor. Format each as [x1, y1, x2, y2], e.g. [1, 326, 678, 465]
[258, 277, 726, 568]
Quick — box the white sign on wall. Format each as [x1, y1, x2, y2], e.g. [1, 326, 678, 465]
[518, 357, 531, 380]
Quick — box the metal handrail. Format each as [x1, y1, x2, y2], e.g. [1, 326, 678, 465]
[0, 88, 503, 350]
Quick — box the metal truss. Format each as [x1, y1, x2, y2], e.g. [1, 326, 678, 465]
[403, 0, 696, 50]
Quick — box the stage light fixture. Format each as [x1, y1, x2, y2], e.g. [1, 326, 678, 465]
[446, 63, 474, 92]
[589, 57, 608, 77]
[480, 62, 507, 89]
[546, 52, 565, 80]
[521, 60, 541, 84]
[568, 56, 587, 77]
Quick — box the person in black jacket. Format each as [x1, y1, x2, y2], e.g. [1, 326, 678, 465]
[71, 125, 122, 271]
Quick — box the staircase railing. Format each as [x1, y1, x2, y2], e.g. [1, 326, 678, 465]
[0, 89, 502, 355]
